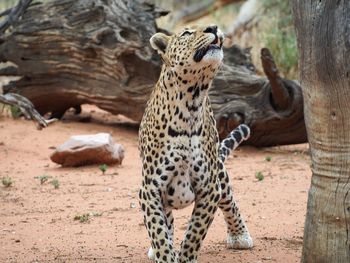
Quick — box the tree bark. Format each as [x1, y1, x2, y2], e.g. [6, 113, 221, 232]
[0, 0, 307, 147]
[292, 1, 350, 262]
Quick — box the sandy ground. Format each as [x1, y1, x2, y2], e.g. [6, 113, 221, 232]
[0, 106, 311, 263]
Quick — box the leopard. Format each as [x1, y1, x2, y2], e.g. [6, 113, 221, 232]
[138, 25, 253, 263]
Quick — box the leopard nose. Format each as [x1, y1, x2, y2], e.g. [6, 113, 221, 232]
[203, 25, 218, 35]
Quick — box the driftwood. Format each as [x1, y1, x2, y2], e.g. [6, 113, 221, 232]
[0, 93, 56, 129]
[224, 0, 261, 47]
[0, 0, 307, 147]
[168, 0, 243, 27]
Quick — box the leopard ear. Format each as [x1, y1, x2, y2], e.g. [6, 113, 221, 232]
[150, 32, 170, 55]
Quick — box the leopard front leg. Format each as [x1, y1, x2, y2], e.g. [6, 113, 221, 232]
[177, 182, 221, 263]
[218, 163, 253, 249]
[147, 208, 175, 261]
[139, 187, 176, 263]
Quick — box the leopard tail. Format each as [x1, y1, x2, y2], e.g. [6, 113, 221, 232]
[219, 124, 250, 163]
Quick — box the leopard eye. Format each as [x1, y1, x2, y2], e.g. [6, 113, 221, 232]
[181, 31, 192, 37]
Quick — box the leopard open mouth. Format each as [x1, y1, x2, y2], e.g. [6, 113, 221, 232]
[193, 36, 223, 62]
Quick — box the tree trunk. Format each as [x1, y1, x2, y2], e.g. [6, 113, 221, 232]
[292, 1, 350, 262]
[0, 0, 307, 147]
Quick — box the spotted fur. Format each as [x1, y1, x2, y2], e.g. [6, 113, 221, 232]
[139, 25, 253, 263]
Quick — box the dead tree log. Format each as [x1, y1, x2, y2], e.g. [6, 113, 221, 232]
[1, 0, 166, 121]
[0, 0, 306, 147]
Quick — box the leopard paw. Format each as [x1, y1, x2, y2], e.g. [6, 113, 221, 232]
[227, 232, 253, 249]
[147, 247, 155, 260]
[148, 247, 179, 262]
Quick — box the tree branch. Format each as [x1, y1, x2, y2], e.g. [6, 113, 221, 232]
[0, 66, 19, 76]
[261, 47, 290, 110]
[0, 93, 56, 129]
[171, 0, 243, 26]
[0, 7, 12, 18]
[0, 0, 33, 35]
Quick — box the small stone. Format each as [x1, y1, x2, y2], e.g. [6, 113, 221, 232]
[50, 133, 124, 167]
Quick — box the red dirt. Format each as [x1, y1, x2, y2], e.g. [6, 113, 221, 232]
[0, 106, 310, 263]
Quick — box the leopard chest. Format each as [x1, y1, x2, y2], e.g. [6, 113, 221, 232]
[155, 135, 217, 209]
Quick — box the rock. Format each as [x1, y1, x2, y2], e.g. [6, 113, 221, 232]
[50, 133, 124, 167]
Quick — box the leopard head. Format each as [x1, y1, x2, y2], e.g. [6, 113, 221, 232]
[150, 25, 224, 74]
